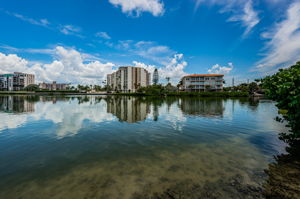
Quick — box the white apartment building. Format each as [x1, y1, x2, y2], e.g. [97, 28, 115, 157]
[39, 81, 69, 90]
[180, 74, 224, 92]
[13, 72, 35, 90]
[0, 72, 35, 91]
[0, 74, 14, 91]
[107, 66, 150, 92]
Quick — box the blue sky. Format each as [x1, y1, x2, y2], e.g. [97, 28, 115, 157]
[0, 0, 299, 85]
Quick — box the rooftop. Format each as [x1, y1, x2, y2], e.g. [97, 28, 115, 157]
[0, 74, 14, 77]
[184, 74, 224, 78]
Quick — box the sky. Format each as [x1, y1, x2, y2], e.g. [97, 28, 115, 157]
[0, 0, 299, 85]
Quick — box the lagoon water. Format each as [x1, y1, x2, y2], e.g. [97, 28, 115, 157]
[0, 95, 288, 199]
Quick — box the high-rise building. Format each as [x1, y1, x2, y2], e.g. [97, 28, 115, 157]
[0, 74, 14, 91]
[107, 66, 150, 92]
[152, 68, 159, 85]
[180, 74, 224, 92]
[0, 72, 35, 91]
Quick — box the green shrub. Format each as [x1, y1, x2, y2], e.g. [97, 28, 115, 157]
[261, 61, 300, 143]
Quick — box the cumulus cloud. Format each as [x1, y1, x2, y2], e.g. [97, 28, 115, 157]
[95, 32, 111, 40]
[161, 54, 187, 81]
[132, 61, 156, 74]
[133, 53, 188, 84]
[108, 0, 164, 16]
[194, 0, 259, 37]
[0, 46, 115, 84]
[0, 53, 29, 73]
[208, 63, 233, 74]
[256, 2, 300, 70]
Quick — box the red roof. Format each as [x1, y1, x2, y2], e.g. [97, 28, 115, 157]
[184, 74, 224, 77]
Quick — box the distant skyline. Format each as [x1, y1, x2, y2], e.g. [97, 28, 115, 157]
[0, 0, 299, 85]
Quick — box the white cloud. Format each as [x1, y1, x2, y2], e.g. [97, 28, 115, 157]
[208, 63, 233, 74]
[59, 25, 83, 37]
[4, 11, 84, 38]
[0, 44, 55, 55]
[108, 0, 164, 16]
[114, 40, 176, 64]
[194, 0, 259, 36]
[133, 53, 188, 84]
[132, 61, 156, 74]
[7, 11, 50, 27]
[227, 1, 259, 37]
[0, 46, 115, 84]
[256, 2, 300, 70]
[160, 54, 187, 82]
[0, 53, 29, 73]
[95, 32, 111, 40]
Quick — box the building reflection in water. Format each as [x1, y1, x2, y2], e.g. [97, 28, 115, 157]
[40, 96, 71, 104]
[105, 96, 226, 123]
[179, 98, 224, 117]
[105, 96, 151, 123]
[0, 96, 35, 113]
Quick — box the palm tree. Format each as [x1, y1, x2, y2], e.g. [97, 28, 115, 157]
[166, 77, 170, 83]
[205, 85, 211, 91]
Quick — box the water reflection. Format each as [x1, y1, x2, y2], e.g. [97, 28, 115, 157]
[0, 95, 116, 138]
[180, 97, 224, 117]
[0, 95, 289, 199]
[0, 96, 268, 135]
[105, 96, 151, 123]
[0, 96, 35, 113]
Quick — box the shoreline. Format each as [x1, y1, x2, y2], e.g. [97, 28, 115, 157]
[0, 91, 254, 97]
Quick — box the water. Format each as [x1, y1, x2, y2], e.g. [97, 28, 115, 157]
[0, 95, 288, 199]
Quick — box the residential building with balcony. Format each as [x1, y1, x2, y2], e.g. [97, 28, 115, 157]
[39, 81, 69, 90]
[107, 66, 150, 92]
[180, 74, 224, 92]
[0, 74, 14, 91]
[0, 72, 35, 91]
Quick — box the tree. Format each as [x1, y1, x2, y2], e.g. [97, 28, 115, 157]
[166, 77, 170, 83]
[261, 61, 300, 143]
[23, 84, 39, 91]
[248, 82, 259, 94]
[177, 80, 183, 91]
[93, 85, 102, 92]
[205, 85, 211, 91]
[165, 83, 177, 92]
